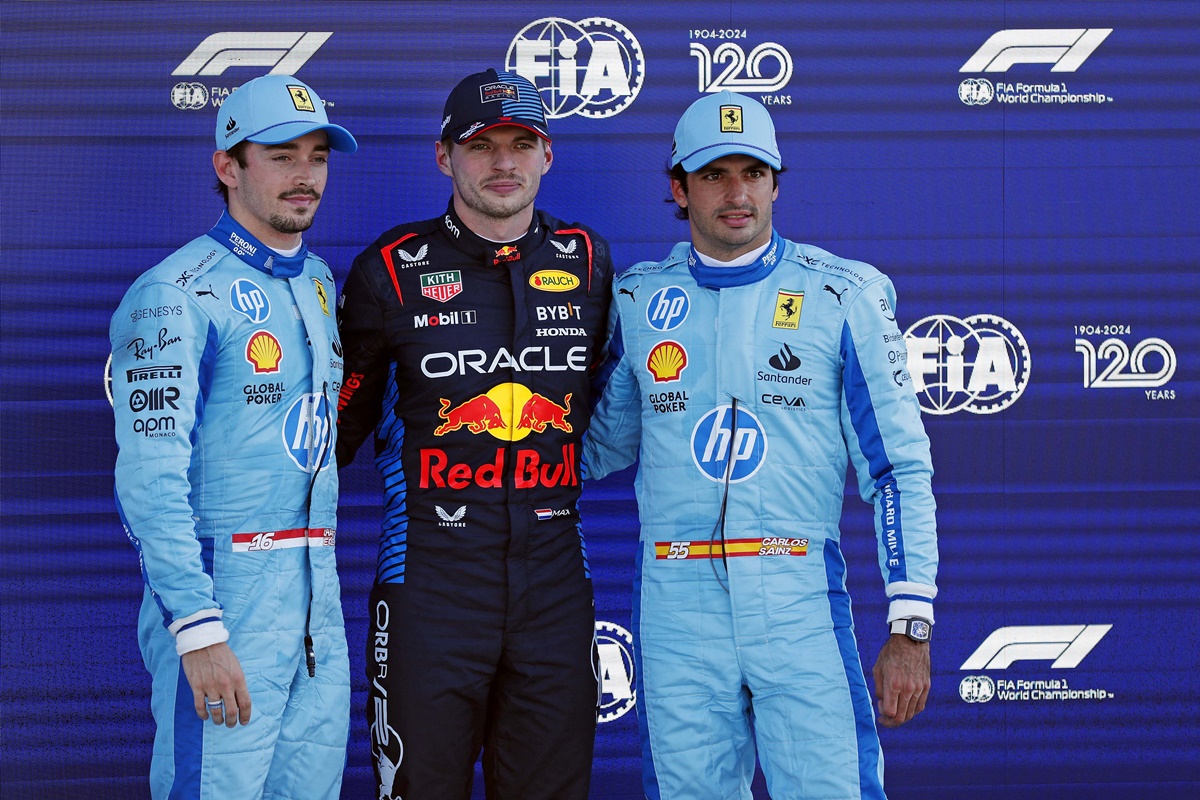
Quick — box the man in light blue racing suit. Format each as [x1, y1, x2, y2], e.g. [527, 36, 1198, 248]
[109, 74, 357, 799]
[583, 91, 939, 800]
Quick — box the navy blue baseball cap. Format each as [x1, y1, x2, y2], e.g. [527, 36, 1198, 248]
[216, 74, 357, 153]
[441, 69, 550, 144]
[671, 90, 781, 171]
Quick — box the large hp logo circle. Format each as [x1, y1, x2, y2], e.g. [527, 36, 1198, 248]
[595, 620, 636, 723]
[506, 17, 645, 119]
[690, 405, 767, 483]
[903, 313, 1030, 415]
[282, 393, 333, 472]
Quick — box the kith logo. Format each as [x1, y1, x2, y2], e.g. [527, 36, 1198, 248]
[961, 625, 1112, 670]
[960, 29, 1112, 73]
[173, 32, 333, 76]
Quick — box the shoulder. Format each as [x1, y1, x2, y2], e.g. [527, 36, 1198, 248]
[537, 211, 612, 263]
[357, 216, 443, 267]
[618, 242, 691, 283]
[782, 239, 886, 288]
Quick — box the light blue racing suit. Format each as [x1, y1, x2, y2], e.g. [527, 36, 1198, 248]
[110, 212, 347, 799]
[584, 233, 938, 800]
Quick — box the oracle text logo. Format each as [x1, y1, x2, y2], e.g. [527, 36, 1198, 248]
[173, 32, 333, 77]
[960, 29, 1112, 73]
[960, 625, 1112, 670]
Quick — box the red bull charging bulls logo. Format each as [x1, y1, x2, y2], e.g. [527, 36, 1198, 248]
[434, 383, 571, 440]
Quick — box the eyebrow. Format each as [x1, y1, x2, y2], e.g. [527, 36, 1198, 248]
[263, 141, 331, 153]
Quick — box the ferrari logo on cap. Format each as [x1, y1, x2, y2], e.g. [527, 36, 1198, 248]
[720, 105, 743, 133]
[288, 85, 316, 113]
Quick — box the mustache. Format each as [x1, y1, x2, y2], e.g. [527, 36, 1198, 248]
[279, 188, 321, 201]
[715, 204, 754, 215]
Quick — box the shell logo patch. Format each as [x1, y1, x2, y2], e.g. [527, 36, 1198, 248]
[647, 341, 687, 383]
[246, 330, 283, 374]
[773, 290, 803, 330]
[529, 270, 580, 292]
[312, 278, 330, 316]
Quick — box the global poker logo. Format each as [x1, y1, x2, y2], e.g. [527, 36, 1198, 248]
[506, 17, 645, 119]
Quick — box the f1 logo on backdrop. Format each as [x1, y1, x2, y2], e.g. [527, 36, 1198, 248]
[961, 624, 1112, 670]
[171, 32, 333, 111]
[960, 29, 1112, 73]
[506, 17, 645, 119]
[174, 32, 332, 76]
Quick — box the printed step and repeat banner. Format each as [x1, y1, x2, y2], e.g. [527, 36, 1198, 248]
[1, 2, 1197, 798]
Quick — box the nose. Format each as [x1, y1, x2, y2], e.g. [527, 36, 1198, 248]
[492, 147, 517, 172]
[293, 158, 316, 186]
[726, 175, 750, 204]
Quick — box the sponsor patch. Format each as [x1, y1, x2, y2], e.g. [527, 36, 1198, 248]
[773, 290, 803, 329]
[529, 270, 580, 292]
[655, 537, 809, 559]
[246, 331, 283, 374]
[420, 271, 463, 303]
[646, 341, 687, 383]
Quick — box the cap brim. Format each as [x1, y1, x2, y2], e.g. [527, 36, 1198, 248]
[676, 143, 781, 172]
[245, 122, 359, 153]
[453, 120, 550, 145]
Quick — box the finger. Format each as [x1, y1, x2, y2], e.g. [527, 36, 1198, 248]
[233, 681, 253, 726]
[193, 688, 209, 721]
[205, 696, 227, 726]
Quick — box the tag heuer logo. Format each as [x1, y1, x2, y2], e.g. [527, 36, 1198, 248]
[420, 271, 463, 303]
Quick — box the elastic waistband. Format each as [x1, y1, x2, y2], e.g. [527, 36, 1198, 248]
[232, 527, 336, 552]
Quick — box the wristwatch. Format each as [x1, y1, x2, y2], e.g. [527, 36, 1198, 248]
[890, 618, 932, 643]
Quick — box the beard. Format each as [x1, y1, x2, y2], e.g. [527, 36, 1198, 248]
[269, 189, 321, 234]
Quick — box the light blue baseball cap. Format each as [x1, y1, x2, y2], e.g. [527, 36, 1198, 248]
[215, 74, 357, 153]
[671, 90, 781, 172]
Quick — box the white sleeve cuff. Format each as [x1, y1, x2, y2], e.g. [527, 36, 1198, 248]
[885, 581, 937, 624]
[169, 608, 229, 656]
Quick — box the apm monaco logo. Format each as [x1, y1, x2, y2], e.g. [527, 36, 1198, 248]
[506, 17, 645, 119]
[904, 314, 1030, 415]
[958, 28, 1114, 106]
[170, 32, 333, 111]
[595, 620, 636, 723]
[959, 625, 1115, 704]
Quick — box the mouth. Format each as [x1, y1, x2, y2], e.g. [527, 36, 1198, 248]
[483, 179, 523, 196]
[280, 190, 321, 209]
[718, 208, 754, 227]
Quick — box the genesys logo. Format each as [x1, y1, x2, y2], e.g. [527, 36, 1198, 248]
[958, 624, 1115, 704]
[596, 620, 636, 723]
[170, 32, 334, 111]
[507, 17, 645, 119]
[904, 314, 1031, 415]
[958, 28, 1114, 107]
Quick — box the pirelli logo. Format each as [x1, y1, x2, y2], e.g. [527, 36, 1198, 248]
[656, 537, 809, 559]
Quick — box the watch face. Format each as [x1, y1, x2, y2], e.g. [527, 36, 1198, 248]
[910, 620, 931, 641]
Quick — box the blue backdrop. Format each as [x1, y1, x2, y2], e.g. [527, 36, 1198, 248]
[2, 2, 1198, 798]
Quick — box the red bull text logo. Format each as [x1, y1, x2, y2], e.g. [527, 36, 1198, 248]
[433, 383, 572, 440]
[420, 443, 579, 489]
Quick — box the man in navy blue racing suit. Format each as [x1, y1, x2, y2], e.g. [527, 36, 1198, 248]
[583, 91, 939, 799]
[110, 74, 357, 799]
[335, 69, 611, 800]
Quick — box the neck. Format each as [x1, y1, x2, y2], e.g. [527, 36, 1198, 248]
[226, 204, 303, 252]
[452, 196, 533, 243]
